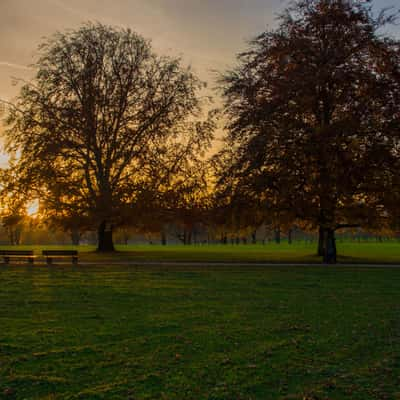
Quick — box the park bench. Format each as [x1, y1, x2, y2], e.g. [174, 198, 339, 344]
[0, 250, 35, 264]
[42, 250, 78, 265]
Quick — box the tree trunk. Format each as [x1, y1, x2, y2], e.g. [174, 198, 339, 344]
[288, 228, 293, 245]
[97, 220, 115, 252]
[122, 228, 129, 245]
[182, 229, 192, 245]
[14, 232, 19, 246]
[323, 228, 337, 264]
[251, 230, 257, 244]
[71, 229, 80, 246]
[318, 226, 324, 256]
[161, 230, 167, 246]
[274, 227, 281, 244]
[7, 228, 14, 245]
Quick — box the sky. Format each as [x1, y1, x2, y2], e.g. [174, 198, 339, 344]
[0, 0, 399, 165]
[0, 0, 288, 101]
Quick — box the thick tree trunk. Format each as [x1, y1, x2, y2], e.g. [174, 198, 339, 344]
[97, 220, 115, 252]
[323, 228, 337, 264]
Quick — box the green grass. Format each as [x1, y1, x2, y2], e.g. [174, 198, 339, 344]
[1, 242, 399, 264]
[1, 264, 400, 399]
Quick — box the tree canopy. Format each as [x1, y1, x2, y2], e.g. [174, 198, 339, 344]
[4, 22, 214, 251]
[1, 3, 400, 255]
[218, 0, 400, 262]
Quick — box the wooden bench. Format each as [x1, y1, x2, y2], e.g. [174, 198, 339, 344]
[42, 250, 78, 265]
[0, 250, 35, 264]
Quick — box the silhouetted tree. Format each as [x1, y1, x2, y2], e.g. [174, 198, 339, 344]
[0, 162, 29, 245]
[4, 23, 212, 251]
[139, 152, 213, 245]
[219, 0, 400, 263]
[212, 143, 298, 245]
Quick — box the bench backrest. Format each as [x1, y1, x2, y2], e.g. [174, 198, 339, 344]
[0, 250, 34, 256]
[42, 250, 78, 256]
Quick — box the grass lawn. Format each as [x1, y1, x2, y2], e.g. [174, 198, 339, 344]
[0, 264, 400, 399]
[0, 242, 399, 264]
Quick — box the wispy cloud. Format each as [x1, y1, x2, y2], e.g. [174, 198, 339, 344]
[44, 0, 85, 18]
[0, 62, 33, 71]
[44, 0, 119, 25]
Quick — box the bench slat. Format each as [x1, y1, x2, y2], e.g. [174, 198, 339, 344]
[42, 250, 78, 256]
[0, 250, 34, 256]
[42, 250, 78, 266]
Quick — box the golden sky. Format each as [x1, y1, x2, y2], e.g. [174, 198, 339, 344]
[0, 0, 287, 100]
[0, 0, 399, 165]
[0, 0, 291, 165]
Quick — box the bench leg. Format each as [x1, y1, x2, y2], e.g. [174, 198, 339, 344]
[47, 257, 52, 266]
[4, 256, 9, 265]
[72, 257, 78, 265]
[28, 257, 34, 265]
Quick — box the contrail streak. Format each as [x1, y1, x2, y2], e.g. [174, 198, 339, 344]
[45, 0, 123, 26]
[0, 62, 33, 71]
[45, 0, 86, 18]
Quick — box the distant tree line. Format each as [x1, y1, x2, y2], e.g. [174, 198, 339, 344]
[1, 0, 399, 263]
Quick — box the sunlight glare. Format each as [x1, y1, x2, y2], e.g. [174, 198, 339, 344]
[27, 199, 39, 216]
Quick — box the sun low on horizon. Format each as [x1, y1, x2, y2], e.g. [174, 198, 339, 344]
[0, 1, 400, 399]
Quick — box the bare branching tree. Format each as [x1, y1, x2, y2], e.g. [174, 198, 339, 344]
[3, 23, 213, 251]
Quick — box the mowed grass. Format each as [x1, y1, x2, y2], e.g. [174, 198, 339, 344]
[0, 242, 399, 264]
[1, 264, 400, 399]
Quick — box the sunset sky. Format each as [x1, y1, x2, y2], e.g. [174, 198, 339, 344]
[0, 0, 399, 164]
[0, 0, 286, 100]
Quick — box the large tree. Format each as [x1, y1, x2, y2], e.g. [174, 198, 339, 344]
[219, 0, 400, 263]
[3, 23, 212, 251]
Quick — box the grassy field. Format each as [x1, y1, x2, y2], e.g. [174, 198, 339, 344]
[0, 242, 399, 264]
[1, 264, 400, 399]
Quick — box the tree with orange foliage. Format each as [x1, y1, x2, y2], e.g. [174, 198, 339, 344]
[219, 0, 400, 263]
